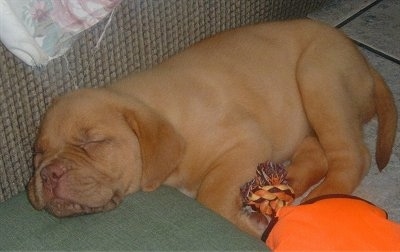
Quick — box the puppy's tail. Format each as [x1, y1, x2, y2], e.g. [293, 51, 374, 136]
[371, 68, 397, 170]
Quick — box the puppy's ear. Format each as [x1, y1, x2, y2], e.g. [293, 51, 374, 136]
[123, 101, 185, 192]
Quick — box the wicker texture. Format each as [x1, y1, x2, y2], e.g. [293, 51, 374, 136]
[0, 0, 326, 202]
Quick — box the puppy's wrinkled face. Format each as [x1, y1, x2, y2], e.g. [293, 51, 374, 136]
[28, 89, 143, 217]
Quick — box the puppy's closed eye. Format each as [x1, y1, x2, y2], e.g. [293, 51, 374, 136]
[79, 139, 107, 149]
[73, 128, 108, 151]
[75, 139, 112, 158]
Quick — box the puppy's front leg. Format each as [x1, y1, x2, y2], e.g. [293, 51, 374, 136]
[196, 146, 269, 238]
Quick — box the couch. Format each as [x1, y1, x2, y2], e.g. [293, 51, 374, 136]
[0, 0, 326, 250]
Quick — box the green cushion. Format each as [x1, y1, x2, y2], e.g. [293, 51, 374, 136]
[1, 186, 267, 250]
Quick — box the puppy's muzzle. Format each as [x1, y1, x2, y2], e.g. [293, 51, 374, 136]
[40, 162, 67, 192]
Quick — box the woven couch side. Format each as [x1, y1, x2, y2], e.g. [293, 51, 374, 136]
[0, 0, 326, 202]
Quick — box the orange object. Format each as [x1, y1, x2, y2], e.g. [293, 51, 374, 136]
[263, 195, 400, 250]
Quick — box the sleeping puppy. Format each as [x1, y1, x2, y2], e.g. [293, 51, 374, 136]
[28, 19, 397, 238]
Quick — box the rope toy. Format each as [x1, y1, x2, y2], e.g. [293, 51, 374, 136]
[240, 161, 295, 218]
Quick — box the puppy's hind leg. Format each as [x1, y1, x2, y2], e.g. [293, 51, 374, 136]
[286, 135, 328, 198]
[295, 40, 373, 199]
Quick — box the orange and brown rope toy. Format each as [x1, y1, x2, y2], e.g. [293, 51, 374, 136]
[240, 161, 295, 218]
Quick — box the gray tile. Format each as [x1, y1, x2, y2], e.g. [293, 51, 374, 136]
[354, 48, 400, 222]
[360, 48, 400, 101]
[308, 0, 377, 26]
[341, 0, 400, 60]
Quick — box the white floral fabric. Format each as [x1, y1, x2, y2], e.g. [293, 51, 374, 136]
[0, 0, 122, 66]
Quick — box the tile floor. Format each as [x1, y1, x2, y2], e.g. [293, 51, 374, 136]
[308, 0, 400, 222]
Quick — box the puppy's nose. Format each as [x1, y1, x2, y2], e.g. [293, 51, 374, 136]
[40, 163, 66, 189]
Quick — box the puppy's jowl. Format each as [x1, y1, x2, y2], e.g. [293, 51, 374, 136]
[28, 19, 397, 237]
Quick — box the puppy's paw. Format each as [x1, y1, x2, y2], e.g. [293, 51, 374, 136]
[302, 178, 354, 202]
